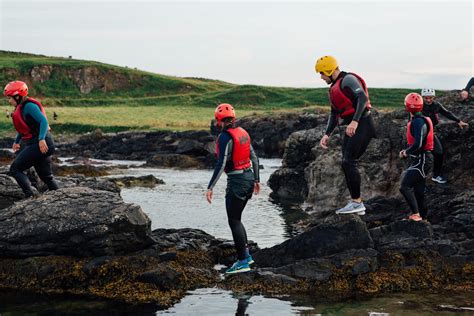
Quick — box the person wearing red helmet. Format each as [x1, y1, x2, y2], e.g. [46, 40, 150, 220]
[206, 103, 260, 274]
[4, 80, 59, 198]
[399, 93, 434, 221]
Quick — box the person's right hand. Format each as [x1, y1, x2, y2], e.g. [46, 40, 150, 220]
[461, 90, 469, 101]
[206, 189, 213, 204]
[12, 143, 20, 152]
[319, 135, 330, 150]
[399, 150, 407, 159]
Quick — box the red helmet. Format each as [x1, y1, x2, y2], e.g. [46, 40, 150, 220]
[4, 81, 28, 97]
[214, 103, 236, 123]
[404, 93, 423, 113]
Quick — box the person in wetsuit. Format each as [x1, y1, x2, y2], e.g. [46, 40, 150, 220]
[206, 103, 260, 274]
[461, 77, 473, 101]
[316, 55, 376, 215]
[4, 81, 59, 197]
[420, 88, 469, 184]
[399, 93, 434, 221]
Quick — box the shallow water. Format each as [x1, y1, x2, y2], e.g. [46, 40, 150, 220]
[118, 158, 305, 248]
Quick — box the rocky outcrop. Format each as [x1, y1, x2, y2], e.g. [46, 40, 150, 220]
[0, 187, 153, 257]
[111, 175, 164, 188]
[270, 94, 474, 210]
[30, 65, 53, 83]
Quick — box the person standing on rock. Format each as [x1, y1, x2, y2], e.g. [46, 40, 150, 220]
[399, 93, 434, 221]
[316, 56, 376, 215]
[206, 103, 260, 274]
[3, 81, 59, 197]
[421, 88, 469, 184]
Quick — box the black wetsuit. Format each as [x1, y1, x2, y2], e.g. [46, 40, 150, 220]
[422, 101, 460, 178]
[463, 77, 474, 92]
[8, 101, 59, 197]
[399, 115, 433, 218]
[325, 72, 376, 199]
[207, 127, 259, 261]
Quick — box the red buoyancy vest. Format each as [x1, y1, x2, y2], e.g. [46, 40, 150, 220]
[329, 72, 372, 118]
[12, 98, 48, 141]
[215, 127, 252, 171]
[407, 116, 434, 151]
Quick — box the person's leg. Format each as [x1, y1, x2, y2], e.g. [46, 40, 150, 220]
[399, 169, 421, 215]
[341, 116, 374, 200]
[34, 155, 59, 191]
[226, 193, 249, 261]
[8, 144, 42, 197]
[432, 135, 444, 178]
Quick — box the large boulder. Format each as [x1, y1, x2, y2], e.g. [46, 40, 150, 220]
[0, 187, 154, 257]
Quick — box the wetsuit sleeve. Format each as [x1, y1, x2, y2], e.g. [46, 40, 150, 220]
[207, 133, 232, 190]
[250, 145, 260, 182]
[405, 118, 428, 156]
[437, 103, 460, 122]
[23, 102, 49, 140]
[325, 110, 338, 136]
[463, 77, 474, 91]
[14, 133, 22, 144]
[341, 74, 369, 122]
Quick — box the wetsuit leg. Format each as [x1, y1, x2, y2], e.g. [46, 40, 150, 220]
[341, 115, 375, 199]
[432, 135, 444, 177]
[34, 156, 59, 191]
[399, 153, 430, 217]
[8, 144, 43, 197]
[225, 194, 249, 261]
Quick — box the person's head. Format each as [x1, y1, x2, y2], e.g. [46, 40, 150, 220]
[405, 92, 424, 116]
[315, 55, 340, 85]
[214, 103, 236, 129]
[421, 88, 435, 104]
[4, 81, 28, 106]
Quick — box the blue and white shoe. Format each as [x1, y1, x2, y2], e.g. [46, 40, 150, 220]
[225, 260, 251, 274]
[432, 176, 447, 184]
[246, 255, 254, 265]
[335, 201, 366, 215]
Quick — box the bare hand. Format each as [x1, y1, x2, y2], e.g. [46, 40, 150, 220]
[346, 121, 359, 137]
[206, 189, 213, 204]
[12, 143, 20, 152]
[461, 90, 469, 101]
[39, 140, 49, 154]
[253, 182, 261, 195]
[399, 150, 407, 159]
[458, 121, 469, 129]
[319, 134, 330, 149]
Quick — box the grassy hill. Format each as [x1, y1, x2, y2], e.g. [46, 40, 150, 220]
[0, 51, 424, 137]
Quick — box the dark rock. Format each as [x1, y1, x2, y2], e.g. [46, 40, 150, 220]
[254, 215, 373, 267]
[145, 154, 205, 169]
[0, 149, 14, 165]
[136, 263, 183, 291]
[52, 164, 112, 177]
[0, 187, 154, 257]
[83, 256, 114, 275]
[111, 175, 164, 188]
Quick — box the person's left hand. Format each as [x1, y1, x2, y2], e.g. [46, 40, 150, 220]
[206, 189, 213, 204]
[460, 90, 469, 101]
[253, 182, 261, 195]
[458, 121, 469, 129]
[399, 150, 407, 159]
[38, 139, 48, 154]
[346, 121, 359, 137]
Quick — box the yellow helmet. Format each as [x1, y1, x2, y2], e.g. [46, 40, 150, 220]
[315, 55, 339, 76]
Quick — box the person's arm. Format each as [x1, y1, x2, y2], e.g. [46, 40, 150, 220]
[324, 110, 338, 136]
[463, 77, 474, 92]
[437, 103, 460, 123]
[405, 118, 428, 156]
[250, 145, 260, 183]
[341, 74, 369, 122]
[23, 102, 49, 140]
[207, 134, 232, 190]
[14, 133, 22, 144]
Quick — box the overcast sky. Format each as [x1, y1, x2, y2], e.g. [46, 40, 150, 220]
[1, 0, 472, 89]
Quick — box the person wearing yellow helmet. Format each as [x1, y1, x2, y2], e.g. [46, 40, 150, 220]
[315, 56, 376, 215]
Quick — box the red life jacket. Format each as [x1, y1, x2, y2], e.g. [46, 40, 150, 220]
[407, 116, 434, 151]
[329, 72, 372, 118]
[12, 98, 49, 141]
[216, 127, 252, 171]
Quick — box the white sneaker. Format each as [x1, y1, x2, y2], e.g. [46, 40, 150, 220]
[431, 176, 447, 184]
[336, 201, 366, 215]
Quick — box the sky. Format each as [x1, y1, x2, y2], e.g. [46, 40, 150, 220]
[0, 0, 473, 89]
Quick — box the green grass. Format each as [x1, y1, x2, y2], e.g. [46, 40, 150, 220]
[0, 50, 438, 138]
